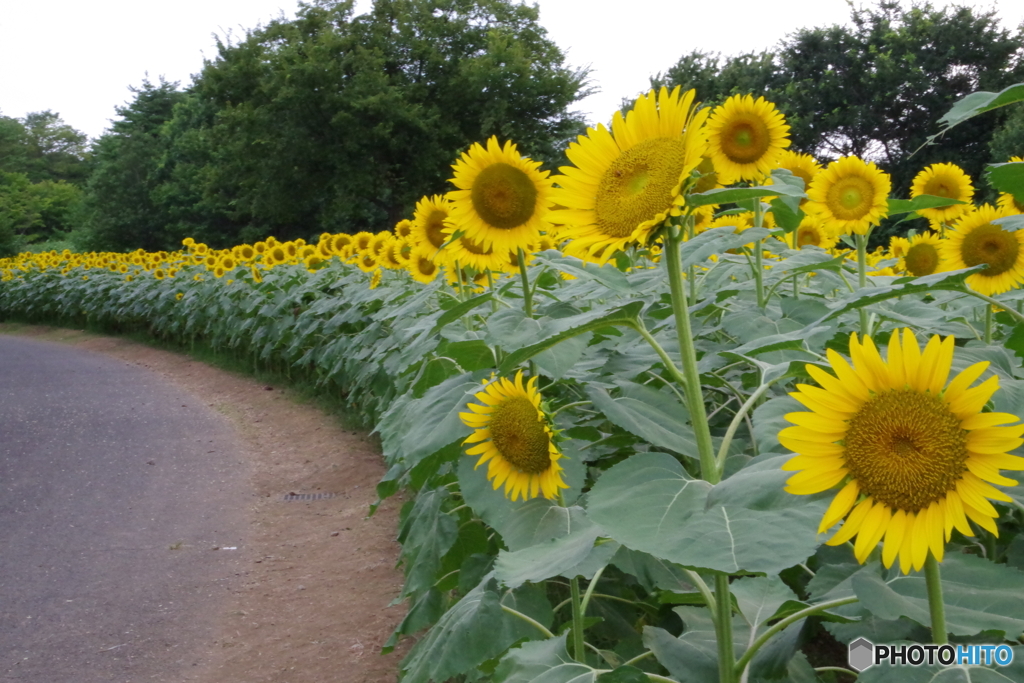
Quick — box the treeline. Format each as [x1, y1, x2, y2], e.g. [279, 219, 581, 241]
[3, 0, 1023, 256]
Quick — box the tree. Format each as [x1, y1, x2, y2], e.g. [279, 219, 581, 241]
[655, 1, 1024, 201]
[187, 0, 590, 238]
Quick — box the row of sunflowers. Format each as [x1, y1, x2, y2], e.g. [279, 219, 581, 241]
[3, 86, 1024, 682]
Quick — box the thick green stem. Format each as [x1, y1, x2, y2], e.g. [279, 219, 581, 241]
[715, 574, 735, 683]
[500, 604, 556, 638]
[958, 287, 1024, 324]
[578, 566, 605, 617]
[570, 576, 586, 663]
[663, 225, 718, 484]
[753, 203, 766, 308]
[715, 378, 777, 477]
[855, 233, 870, 336]
[733, 596, 858, 678]
[925, 554, 948, 645]
[984, 303, 993, 345]
[517, 248, 533, 318]
[682, 569, 718, 622]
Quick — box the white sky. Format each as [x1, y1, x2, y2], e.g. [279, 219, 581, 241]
[1, 0, 1022, 141]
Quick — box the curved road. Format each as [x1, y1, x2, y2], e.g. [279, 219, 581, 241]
[0, 335, 251, 682]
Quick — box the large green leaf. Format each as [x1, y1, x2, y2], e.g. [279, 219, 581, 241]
[586, 382, 699, 458]
[987, 162, 1024, 201]
[534, 253, 634, 294]
[498, 302, 643, 374]
[852, 553, 1024, 638]
[397, 488, 459, 597]
[936, 82, 1024, 132]
[495, 513, 605, 588]
[732, 575, 800, 634]
[587, 452, 828, 574]
[400, 575, 541, 683]
[493, 634, 599, 683]
[887, 195, 967, 216]
[644, 621, 719, 683]
[678, 226, 774, 270]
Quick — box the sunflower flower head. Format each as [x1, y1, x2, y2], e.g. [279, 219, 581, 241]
[942, 204, 1024, 296]
[447, 137, 553, 255]
[901, 231, 946, 277]
[705, 94, 790, 185]
[781, 329, 1024, 574]
[550, 86, 708, 263]
[806, 156, 892, 236]
[459, 371, 569, 502]
[909, 162, 974, 226]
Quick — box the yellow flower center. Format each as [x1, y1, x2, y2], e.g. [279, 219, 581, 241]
[844, 389, 968, 512]
[721, 115, 771, 164]
[595, 137, 688, 238]
[488, 396, 552, 474]
[924, 176, 956, 198]
[960, 223, 1020, 277]
[471, 162, 538, 230]
[796, 225, 823, 248]
[424, 210, 449, 249]
[827, 176, 874, 220]
[904, 243, 939, 276]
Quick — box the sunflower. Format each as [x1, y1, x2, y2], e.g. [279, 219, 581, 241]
[551, 87, 709, 263]
[792, 215, 837, 250]
[460, 371, 569, 502]
[446, 136, 552, 256]
[941, 204, 1024, 296]
[440, 228, 507, 273]
[406, 243, 441, 284]
[705, 94, 790, 184]
[996, 156, 1024, 215]
[352, 231, 375, 253]
[909, 163, 974, 226]
[901, 232, 946, 277]
[806, 156, 892, 236]
[775, 150, 822, 198]
[410, 195, 453, 257]
[782, 329, 1024, 574]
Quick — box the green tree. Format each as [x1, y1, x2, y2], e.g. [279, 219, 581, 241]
[655, 1, 1024, 201]
[189, 0, 590, 237]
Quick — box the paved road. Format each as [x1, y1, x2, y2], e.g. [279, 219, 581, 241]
[0, 335, 251, 682]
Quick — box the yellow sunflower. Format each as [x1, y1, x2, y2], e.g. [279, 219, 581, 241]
[441, 227, 507, 273]
[705, 94, 790, 184]
[550, 86, 709, 263]
[901, 232, 946, 277]
[942, 204, 1024, 296]
[460, 371, 570, 502]
[406, 243, 441, 284]
[447, 136, 553, 254]
[909, 162, 974, 226]
[806, 156, 891, 236]
[409, 195, 453, 258]
[782, 329, 1024, 574]
[792, 215, 837, 250]
[775, 149, 822, 198]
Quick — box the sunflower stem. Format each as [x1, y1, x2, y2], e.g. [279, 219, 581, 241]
[715, 378, 778, 478]
[714, 574, 736, 683]
[500, 605, 555, 639]
[517, 248, 533, 318]
[855, 233, 870, 336]
[753, 203, 766, 308]
[924, 554, 948, 645]
[957, 287, 1024, 324]
[663, 224, 719, 484]
[570, 576, 587, 663]
[984, 303, 993, 345]
[578, 566, 605, 616]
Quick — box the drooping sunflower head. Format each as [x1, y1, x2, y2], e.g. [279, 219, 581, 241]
[446, 137, 553, 255]
[781, 329, 1024, 574]
[910, 162, 974, 226]
[550, 86, 709, 264]
[901, 232, 946, 277]
[942, 204, 1024, 296]
[705, 94, 790, 185]
[459, 371, 570, 502]
[806, 156, 892, 236]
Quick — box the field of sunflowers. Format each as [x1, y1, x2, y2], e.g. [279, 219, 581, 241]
[3, 85, 1024, 682]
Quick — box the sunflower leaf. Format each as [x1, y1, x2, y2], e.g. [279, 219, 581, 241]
[431, 292, 494, 333]
[851, 554, 1024, 638]
[936, 82, 1024, 132]
[887, 194, 968, 216]
[492, 633, 599, 683]
[678, 226, 774, 270]
[498, 302, 644, 374]
[533, 252, 634, 294]
[585, 382, 699, 458]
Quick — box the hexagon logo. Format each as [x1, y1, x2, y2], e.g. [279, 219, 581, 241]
[848, 637, 875, 672]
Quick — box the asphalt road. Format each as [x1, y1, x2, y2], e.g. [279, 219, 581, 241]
[0, 335, 251, 682]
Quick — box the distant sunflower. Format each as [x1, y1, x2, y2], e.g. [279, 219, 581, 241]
[901, 232, 946, 277]
[782, 329, 1024, 574]
[909, 163, 974, 226]
[806, 156, 891, 236]
[705, 94, 790, 184]
[792, 215, 836, 250]
[447, 137, 553, 254]
[551, 87, 709, 263]
[460, 371, 570, 502]
[441, 230, 507, 273]
[775, 150, 822, 205]
[409, 195, 453, 258]
[406, 243, 441, 284]
[942, 204, 1024, 295]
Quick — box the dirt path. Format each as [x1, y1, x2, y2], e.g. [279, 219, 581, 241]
[0, 324, 409, 683]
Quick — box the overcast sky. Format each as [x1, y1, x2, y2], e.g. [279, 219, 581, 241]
[2, 0, 1022, 140]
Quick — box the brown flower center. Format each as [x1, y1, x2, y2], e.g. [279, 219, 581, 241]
[471, 163, 538, 230]
[960, 223, 1020, 277]
[488, 396, 553, 474]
